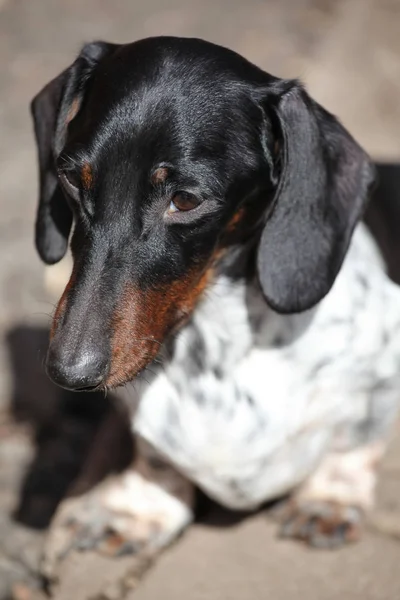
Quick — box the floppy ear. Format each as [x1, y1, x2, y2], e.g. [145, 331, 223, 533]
[31, 41, 114, 264]
[256, 80, 376, 314]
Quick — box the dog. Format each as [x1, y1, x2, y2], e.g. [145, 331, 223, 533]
[31, 36, 400, 577]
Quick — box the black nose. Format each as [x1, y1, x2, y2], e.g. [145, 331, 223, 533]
[46, 345, 109, 391]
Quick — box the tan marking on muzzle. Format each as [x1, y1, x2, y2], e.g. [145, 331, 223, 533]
[107, 265, 213, 388]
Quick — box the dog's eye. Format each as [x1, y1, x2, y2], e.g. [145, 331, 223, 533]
[168, 192, 200, 213]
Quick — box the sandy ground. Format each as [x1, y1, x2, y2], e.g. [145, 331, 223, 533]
[1, 0, 400, 598]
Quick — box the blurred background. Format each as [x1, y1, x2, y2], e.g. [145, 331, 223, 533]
[1, 0, 400, 599]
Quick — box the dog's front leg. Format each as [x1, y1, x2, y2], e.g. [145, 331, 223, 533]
[41, 436, 194, 581]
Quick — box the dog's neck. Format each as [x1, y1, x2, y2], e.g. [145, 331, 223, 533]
[163, 242, 318, 379]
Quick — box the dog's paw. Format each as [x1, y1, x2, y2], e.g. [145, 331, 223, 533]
[273, 499, 363, 549]
[41, 471, 192, 583]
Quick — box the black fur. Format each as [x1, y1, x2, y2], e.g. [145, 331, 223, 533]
[31, 36, 374, 389]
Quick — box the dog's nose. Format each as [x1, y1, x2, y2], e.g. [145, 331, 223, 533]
[46, 346, 109, 391]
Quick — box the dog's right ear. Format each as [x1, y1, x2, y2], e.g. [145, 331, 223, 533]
[31, 41, 115, 264]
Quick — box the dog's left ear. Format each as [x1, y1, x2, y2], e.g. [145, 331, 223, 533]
[31, 41, 115, 265]
[256, 80, 375, 314]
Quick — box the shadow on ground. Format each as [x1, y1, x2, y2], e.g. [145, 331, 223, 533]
[5, 325, 251, 537]
[6, 325, 133, 530]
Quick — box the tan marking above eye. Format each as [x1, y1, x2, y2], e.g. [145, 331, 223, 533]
[66, 97, 81, 126]
[81, 163, 93, 190]
[151, 167, 169, 185]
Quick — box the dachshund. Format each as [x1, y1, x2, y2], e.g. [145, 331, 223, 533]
[30, 36, 400, 578]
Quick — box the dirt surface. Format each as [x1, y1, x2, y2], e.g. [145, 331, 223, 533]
[1, 0, 400, 598]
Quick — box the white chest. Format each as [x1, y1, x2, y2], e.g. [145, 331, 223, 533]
[132, 226, 400, 509]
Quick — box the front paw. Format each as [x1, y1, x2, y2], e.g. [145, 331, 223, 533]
[273, 499, 363, 549]
[41, 472, 192, 584]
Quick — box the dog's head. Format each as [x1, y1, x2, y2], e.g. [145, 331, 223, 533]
[31, 37, 374, 391]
